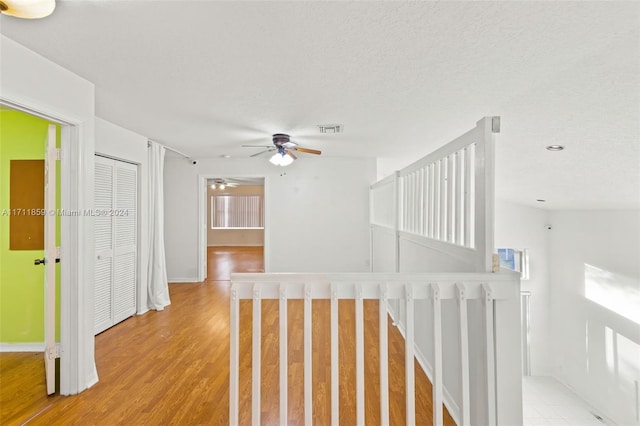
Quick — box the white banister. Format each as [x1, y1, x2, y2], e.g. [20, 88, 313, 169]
[279, 285, 288, 425]
[482, 283, 497, 425]
[379, 284, 390, 426]
[229, 286, 240, 426]
[454, 150, 464, 246]
[457, 283, 471, 426]
[331, 283, 339, 426]
[355, 284, 365, 426]
[229, 273, 519, 425]
[464, 144, 474, 248]
[405, 283, 416, 426]
[431, 283, 443, 426]
[252, 285, 261, 426]
[304, 284, 312, 426]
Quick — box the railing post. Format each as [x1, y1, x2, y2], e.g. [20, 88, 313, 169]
[405, 283, 415, 426]
[229, 284, 239, 425]
[456, 282, 471, 426]
[482, 283, 497, 425]
[279, 284, 288, 425]
[356, 284, 365, 426]
[431, 283, 443, 426]
[252, 285, 262, 426]
[331, 283, 339, 426]
[304, 284, 313, 426]
[379, 283, 390, 426]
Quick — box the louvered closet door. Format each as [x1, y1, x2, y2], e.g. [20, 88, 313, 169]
[94, 155, 138, 335]
[113, 161, 137, 323]
[94, 157, 114, 334]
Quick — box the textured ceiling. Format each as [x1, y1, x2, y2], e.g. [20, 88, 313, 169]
[1, 1, 638, 209]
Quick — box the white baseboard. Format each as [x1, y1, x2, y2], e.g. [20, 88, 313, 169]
[551, 375, 618, 426]
[207, 244, 264, 247]
[167, 277, 201, 283]
[387, 303, 461, 425]
[0, 342, 60, 352]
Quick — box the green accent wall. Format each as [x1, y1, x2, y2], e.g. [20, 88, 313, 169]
[0, 109, 61, 343]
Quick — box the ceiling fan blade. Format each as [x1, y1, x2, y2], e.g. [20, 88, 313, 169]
[250, 149, 274, 157]
[285, 149, 297, 160]
[294, 147, 322, 155]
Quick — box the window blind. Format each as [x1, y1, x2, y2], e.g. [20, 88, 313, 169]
[211, 195, 264, 229]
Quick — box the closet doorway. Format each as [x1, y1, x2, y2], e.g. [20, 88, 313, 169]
[206, 177, 264, 281]
[93, 155, 138, 335]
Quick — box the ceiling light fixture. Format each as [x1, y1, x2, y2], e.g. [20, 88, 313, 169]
[269, 151, 293, 167]
[219, 184, 226, 190]
[0, 0, 55, 19]
[546, 145, 565, 151]
[211, 184, 216, 189]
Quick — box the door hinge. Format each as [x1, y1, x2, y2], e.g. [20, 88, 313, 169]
[46, 345, 60, 360]
[56, 148, 61, 161]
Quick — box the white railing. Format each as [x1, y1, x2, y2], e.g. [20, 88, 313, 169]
[229, 271, 520, 426]
[370, 116, 499, 273]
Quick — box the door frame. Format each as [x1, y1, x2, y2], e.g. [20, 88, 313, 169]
[0, 97, 97, 395]
[197, 174, 269, 281]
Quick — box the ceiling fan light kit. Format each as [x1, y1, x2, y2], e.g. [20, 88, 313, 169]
[269, 152, 293, 167]
[0, 0, 55, 19]
[245, 133, 322, 167]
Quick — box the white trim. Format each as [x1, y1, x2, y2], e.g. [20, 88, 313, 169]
[0, 97, 97, 395]
[167, 277, 201, 283]
[197, 174, 269, 282]
[399, 230, 477, 268]
[207, 243, 264, 247]
[1, 343, 44, 352]
[0, 342, 61, 353]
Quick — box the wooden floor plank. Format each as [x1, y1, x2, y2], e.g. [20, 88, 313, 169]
[0, 246, 455, 425]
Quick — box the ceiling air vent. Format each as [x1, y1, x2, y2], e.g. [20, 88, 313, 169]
[317, 124, 343, 134]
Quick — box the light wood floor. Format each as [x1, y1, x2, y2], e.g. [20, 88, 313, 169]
[0, 246, 454, 425]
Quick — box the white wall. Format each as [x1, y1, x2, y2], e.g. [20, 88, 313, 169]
[495, 199, 551, 375]
[164, 156, 375, 281]
[548, 210, 640, 426]
[0, 35, 97, 394]
[94, 118, 150, 314]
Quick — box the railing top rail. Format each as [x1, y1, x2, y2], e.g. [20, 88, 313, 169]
[370, 171, 398, 190]
[231, 271, 518, 283]
[396, 116, 496, 177]
[230, 271, 520, 300]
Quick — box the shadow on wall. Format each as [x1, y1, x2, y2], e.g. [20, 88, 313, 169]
[583, 263, 640, 424]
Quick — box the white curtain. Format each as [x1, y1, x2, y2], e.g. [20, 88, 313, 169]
[147, 141, 171, 310]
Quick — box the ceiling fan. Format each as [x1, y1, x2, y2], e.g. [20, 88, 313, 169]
[243, 134, 321, 166]
[210, 178, 238, 190]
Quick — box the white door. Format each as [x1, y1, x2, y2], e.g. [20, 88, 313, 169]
[43, 124, 58, 395]
[94, 156, 137, 334]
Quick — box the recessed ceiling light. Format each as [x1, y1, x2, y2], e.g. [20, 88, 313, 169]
[220, 154, 231, 158]
[546, 145, 565, 151]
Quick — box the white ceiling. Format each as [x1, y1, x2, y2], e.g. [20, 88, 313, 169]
[1, 1, 638, 209]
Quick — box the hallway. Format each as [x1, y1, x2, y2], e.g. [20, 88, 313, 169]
[1, 247, 453, 425]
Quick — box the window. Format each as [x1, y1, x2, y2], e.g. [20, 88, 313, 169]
[210, 195, 264, 229]
[497, 248, 530, 280]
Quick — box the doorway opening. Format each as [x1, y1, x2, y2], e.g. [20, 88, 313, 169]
[206, 177, 265, 281]
[0, 106, 61, 419]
